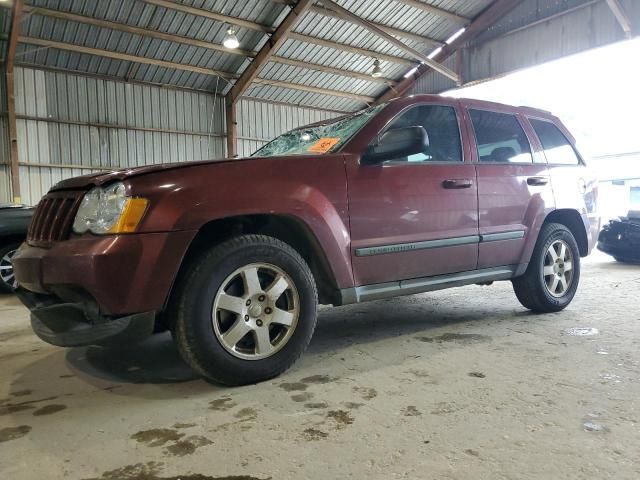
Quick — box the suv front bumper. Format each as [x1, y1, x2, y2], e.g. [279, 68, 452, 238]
[16, 288, 156, 347]
[12, 231, 195, 346]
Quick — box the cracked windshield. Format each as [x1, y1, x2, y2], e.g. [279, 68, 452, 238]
[252, 103, 385, 157]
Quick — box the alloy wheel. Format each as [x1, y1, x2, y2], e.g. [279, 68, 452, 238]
[543, 239, 574, 297]
[212, 263, 300, 360]
[0, 249, 18, 290]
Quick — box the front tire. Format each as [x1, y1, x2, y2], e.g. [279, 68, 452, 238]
[512, 223, 581, 313]
[0, 243, 20, 293]
[172, 235, 318, 386]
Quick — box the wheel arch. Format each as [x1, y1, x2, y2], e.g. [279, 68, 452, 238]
[167, 214, 342, 309]
[543, 209, 589, 257]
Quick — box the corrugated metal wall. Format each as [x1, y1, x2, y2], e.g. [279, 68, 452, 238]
[8, 66, 341, 205]
[410, 0, 640, 95]
[236, 98, 340, 157]
[13, 66, 227, 205]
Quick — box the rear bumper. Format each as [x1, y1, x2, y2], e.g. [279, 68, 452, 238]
[16, 288, 155, 347]
[12, 231, 195, 315]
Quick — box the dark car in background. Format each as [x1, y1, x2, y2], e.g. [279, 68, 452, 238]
[0, 204, 34, 292]
[598, 211, 640, 263]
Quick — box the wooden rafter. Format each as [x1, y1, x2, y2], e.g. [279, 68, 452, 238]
[376, 0, 522, 103]
[6, 0, 23, 203]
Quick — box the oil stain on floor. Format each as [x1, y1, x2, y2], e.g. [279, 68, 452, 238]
[82, 461, 270, 480]
[301, 428, 329, 441]
[0, 425, 32, 443]
[209, 398, 237, 411]
[416, 333, 491, 343]
[164, 436, 213, 457]
[326, 410, 354, 429]
[131, 428, 213, 457]
[33, 404, 67, 416]
[280, 374, 336, 392]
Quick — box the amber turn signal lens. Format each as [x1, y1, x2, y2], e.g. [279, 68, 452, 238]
[108, 198, 149, 233]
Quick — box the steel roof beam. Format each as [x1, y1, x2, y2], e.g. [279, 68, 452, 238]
[142, 0, 274, 33]
[393, 0, 469, 25]
[141, 0, 416, 66]
[22, 6, 397, 86]
[226, 0, 314, 157]
[605, 0, 633, 38]
[17, 37, 375, 103]
[272, 0, 443, 46]
[228, 0, 314, 104]
[376, 0, 522, 103]
[6, 0, 23, 203]
[318, 0, 459, 83]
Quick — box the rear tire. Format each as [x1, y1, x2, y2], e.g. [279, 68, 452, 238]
[512, 223, 581, 313]
[172, 235, 318, 386]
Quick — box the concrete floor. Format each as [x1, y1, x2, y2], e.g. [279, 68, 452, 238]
[0, 251, 638, 480]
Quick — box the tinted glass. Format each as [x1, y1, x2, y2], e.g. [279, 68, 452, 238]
[385, 105, 462, 162]
[530, 119, 580, 165]
[470, 110, 533, 164]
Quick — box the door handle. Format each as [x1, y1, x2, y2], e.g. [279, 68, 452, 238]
[527, 176, 549, 186]
[442, 178, 473, 189]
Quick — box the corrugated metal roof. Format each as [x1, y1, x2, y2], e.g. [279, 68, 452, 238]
[10, 0, 491, 111]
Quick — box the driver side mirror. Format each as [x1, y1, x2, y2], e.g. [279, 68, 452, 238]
[362, 126, 429, 164]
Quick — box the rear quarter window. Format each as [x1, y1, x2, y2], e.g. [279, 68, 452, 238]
[529, 119, 581, 166]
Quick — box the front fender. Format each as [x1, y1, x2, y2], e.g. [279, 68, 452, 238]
[128, 156, 354, 288]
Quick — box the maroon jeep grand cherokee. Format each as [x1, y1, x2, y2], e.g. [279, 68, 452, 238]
[13, 95, 599, 385]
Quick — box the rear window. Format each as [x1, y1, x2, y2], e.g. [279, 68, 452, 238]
[469, 109, 533, 164]
[530, 119, 581, 166]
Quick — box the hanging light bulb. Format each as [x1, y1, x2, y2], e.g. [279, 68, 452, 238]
[223, 26, 240, 49]
[371, 59, 383, 78]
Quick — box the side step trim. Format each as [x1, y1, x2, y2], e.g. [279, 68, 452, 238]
[481, 231, 525, 242]
[355, 235, 480, 257]
[339, 266, 517, 304]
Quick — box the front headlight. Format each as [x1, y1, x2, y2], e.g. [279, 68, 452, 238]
[72, 182, 148, 235]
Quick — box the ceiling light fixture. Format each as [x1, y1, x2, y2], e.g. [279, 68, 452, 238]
[427, 46, 443, 60]
[445, 27, 466, 45]
[223, 26, 239, 49]
[371, 59, 383, 78]
[404, 66, 419, 78]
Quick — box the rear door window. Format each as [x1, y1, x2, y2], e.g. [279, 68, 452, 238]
[530, 119, 581, 166]
[469, 109, 533, 164]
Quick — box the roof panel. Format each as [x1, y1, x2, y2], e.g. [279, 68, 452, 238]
[13, 0, 495, 111]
